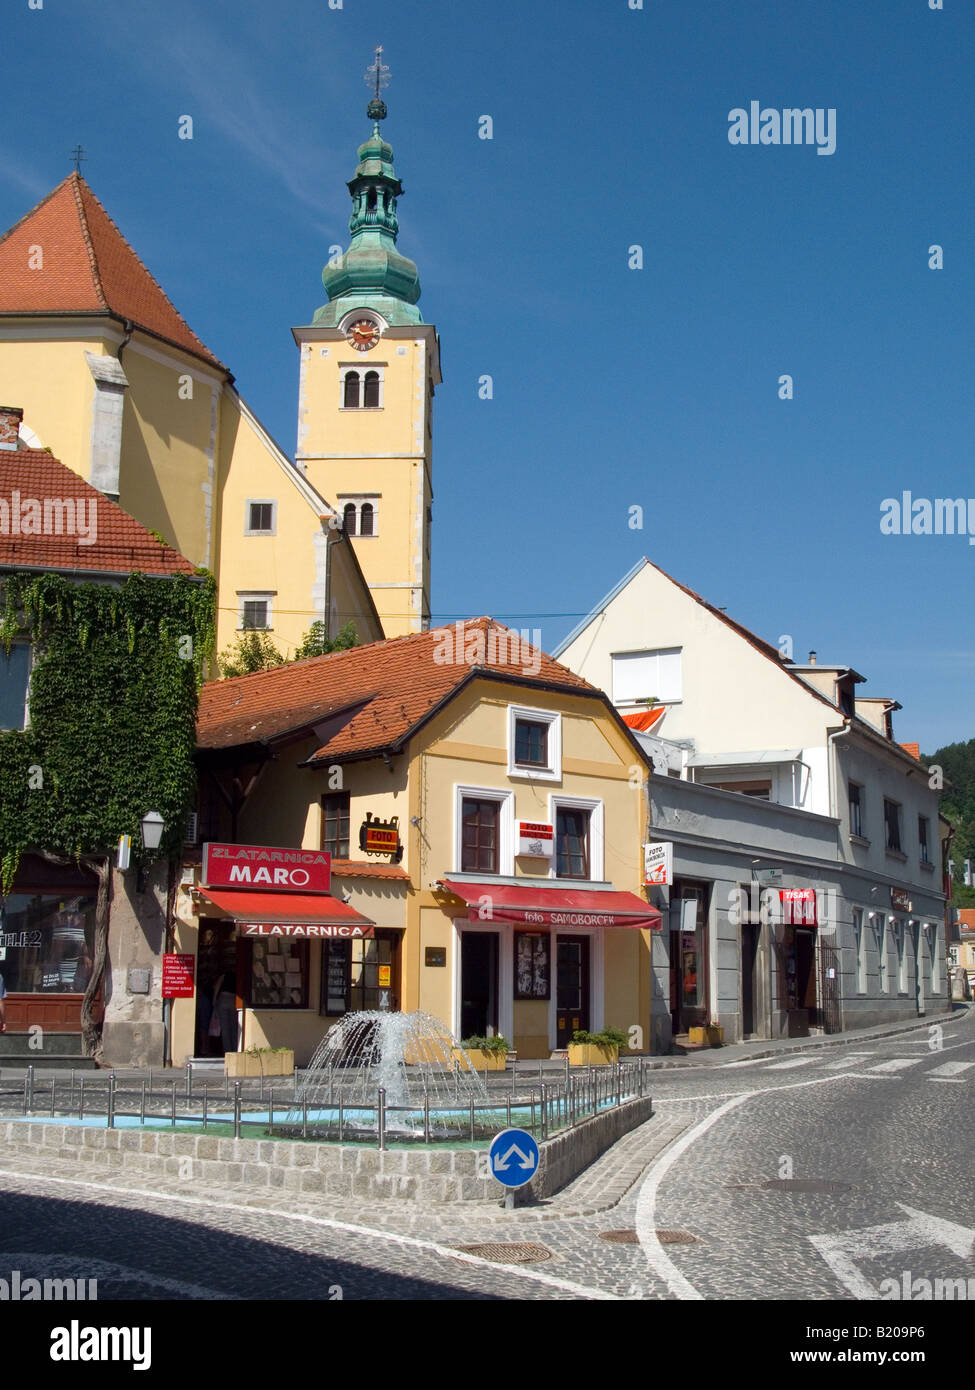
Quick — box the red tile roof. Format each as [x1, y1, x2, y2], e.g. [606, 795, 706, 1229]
[197, 618, 599, 757]
[0, 174, 225, 370]
[899, 742, 921, 761]
[0, 446, 195, 575]
[330, 860, 411, 882]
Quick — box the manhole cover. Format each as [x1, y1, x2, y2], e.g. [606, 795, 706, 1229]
[599, 1229, 698, 1245]
[762, 1179, 852, 1194]
[453, 1242, 552, 1265]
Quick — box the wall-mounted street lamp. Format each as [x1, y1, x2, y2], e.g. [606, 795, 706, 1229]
[137, 811, 165, 891]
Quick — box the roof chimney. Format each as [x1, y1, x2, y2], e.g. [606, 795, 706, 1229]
[808, 650, 817, 665]
[0, 406, 23, 451]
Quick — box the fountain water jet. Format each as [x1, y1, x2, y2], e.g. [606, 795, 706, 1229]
[287, 1010, 490, 1138]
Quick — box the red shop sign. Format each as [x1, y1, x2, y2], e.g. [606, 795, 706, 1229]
[202, 843, 331, 893]
[779, 889, 818, 926]
[162, 953, 195, 999]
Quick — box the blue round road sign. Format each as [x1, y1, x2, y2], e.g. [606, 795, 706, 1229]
[488, 1127, 540, 1188]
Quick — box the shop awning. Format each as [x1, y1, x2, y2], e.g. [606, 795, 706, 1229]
[197, 887, 375, 938]
[440, 880, 662, 931]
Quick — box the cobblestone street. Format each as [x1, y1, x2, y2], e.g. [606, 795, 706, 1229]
[1, 1009, 972, 1304]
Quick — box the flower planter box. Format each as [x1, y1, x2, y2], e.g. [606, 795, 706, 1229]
[224, 1049, 294, 1078]
[687, 1026, 723, 1048]
[453, 1047, 507, 1072]
[567, 1043, 619, 1067]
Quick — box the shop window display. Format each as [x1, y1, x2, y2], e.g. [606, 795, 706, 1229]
[0, 895, 95, 993]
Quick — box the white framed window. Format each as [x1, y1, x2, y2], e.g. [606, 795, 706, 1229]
[548, 795, 604, 882]
[611, 648, 682, 706]
[925, 923, 940, 992]
[507, 705, 562, 781]
[453, 785, 515, 876]
[874, 913, 888, 994]
[338, 495, 380, 538]
[237, 592, 274, 631]
[340, 365, 385, 410]
[853, 906, 866, 994]
[892, 917, 906, 992]
[0, 643, 31, 730]
[244, 500, 276, 535]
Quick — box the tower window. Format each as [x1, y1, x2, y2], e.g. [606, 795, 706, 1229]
[363, 371, 380, 408]
[359, 503, 375, 537]
[238, 594, 273, 631]
[343, 372, 360, 408]
[343, 503, 357, 536]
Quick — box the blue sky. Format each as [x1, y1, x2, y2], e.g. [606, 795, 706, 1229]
[3, 0, 972, 751]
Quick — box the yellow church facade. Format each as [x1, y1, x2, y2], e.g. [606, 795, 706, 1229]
[0, 79, 437, 654]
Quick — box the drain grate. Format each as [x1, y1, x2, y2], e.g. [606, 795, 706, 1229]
[599, 1228, 698, 1245]
[453, 1242, 552, 1265]
[762, 1178, 852, 1194]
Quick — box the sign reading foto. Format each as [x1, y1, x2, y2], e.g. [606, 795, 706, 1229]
[202, 843, 331, 893]
[518, 821, 554, 857]
[644, 842, 673, 886]
[359, 813, 403, 860]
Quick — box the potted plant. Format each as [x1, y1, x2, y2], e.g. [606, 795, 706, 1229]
[224, 1046, 295, 1078]
[454, 1034, 509, 1071]
[687, 1022, 723, 1048]
[567, 1027, 627, 1066]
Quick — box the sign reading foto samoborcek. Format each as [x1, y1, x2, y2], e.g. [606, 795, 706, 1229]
[517, 821, 553, 857]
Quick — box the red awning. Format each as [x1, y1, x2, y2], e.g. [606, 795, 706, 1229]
[197, 887, 374, 938]
[440, 880, 662, 931]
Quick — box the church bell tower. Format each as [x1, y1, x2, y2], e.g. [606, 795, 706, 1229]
[293, 47, 440, 638]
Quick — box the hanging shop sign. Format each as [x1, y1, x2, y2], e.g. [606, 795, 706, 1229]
[359, 813, 403, 861]
[202, 843, 332, 893]
[518, 821, 554, 857]
[891, 887, 912, 912]
[644, 842, 673, 886]
[162, 953, 195, 998]
[780, 888, 818, 926]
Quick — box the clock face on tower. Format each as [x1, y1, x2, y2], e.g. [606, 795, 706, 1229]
[347, 318, 381, 352]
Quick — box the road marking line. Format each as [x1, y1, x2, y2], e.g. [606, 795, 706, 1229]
[823, 1056, 874, 1070]
[868, 1058, 924, 1072]
[928, 1061, 974, 1077]
[0, 1168, 617, 1301]
[764, 1058, 816, 1070]
[635, 1093, 753, 1300]
[928, 1077, 965, 1084]
[809, 1205, 975, 1299]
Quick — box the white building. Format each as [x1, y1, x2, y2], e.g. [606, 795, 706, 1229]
[555, 559, 949, 1045]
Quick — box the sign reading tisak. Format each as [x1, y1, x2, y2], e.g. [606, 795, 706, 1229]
[202, 843, 331, 893]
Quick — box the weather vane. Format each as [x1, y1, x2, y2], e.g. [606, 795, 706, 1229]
[364, 44, 390, 122]
[70, 144, 87, 175]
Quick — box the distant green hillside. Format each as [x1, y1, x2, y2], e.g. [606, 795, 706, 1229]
[923, 739, 975, 908]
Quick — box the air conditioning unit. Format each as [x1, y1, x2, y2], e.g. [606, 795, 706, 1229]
[184, 812, 199, 846]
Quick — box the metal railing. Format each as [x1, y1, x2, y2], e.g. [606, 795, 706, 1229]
[2, 1058, 651, 1151]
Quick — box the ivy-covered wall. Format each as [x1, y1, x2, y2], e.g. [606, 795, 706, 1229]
[0, 570, 215, 893]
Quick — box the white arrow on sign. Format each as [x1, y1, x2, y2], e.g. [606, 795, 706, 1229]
[493, 1144, 536, 1173]
[809, 1204, 975, 1299]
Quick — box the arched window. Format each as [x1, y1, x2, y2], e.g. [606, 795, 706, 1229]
[367, 187, 377, 211]
[363, 371, 380, 408]
[343, 372, 360, 409]
[343, 503, 357, 536]
[359, 503, 374, 537]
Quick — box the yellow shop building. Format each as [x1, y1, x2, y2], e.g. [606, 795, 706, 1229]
[173, 621, 662, 1064]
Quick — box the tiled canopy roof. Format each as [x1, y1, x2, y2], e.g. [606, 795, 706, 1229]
[0, 447, 195, 575]
[197, 618, 597, 758]
[0, 174, 224, 370]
